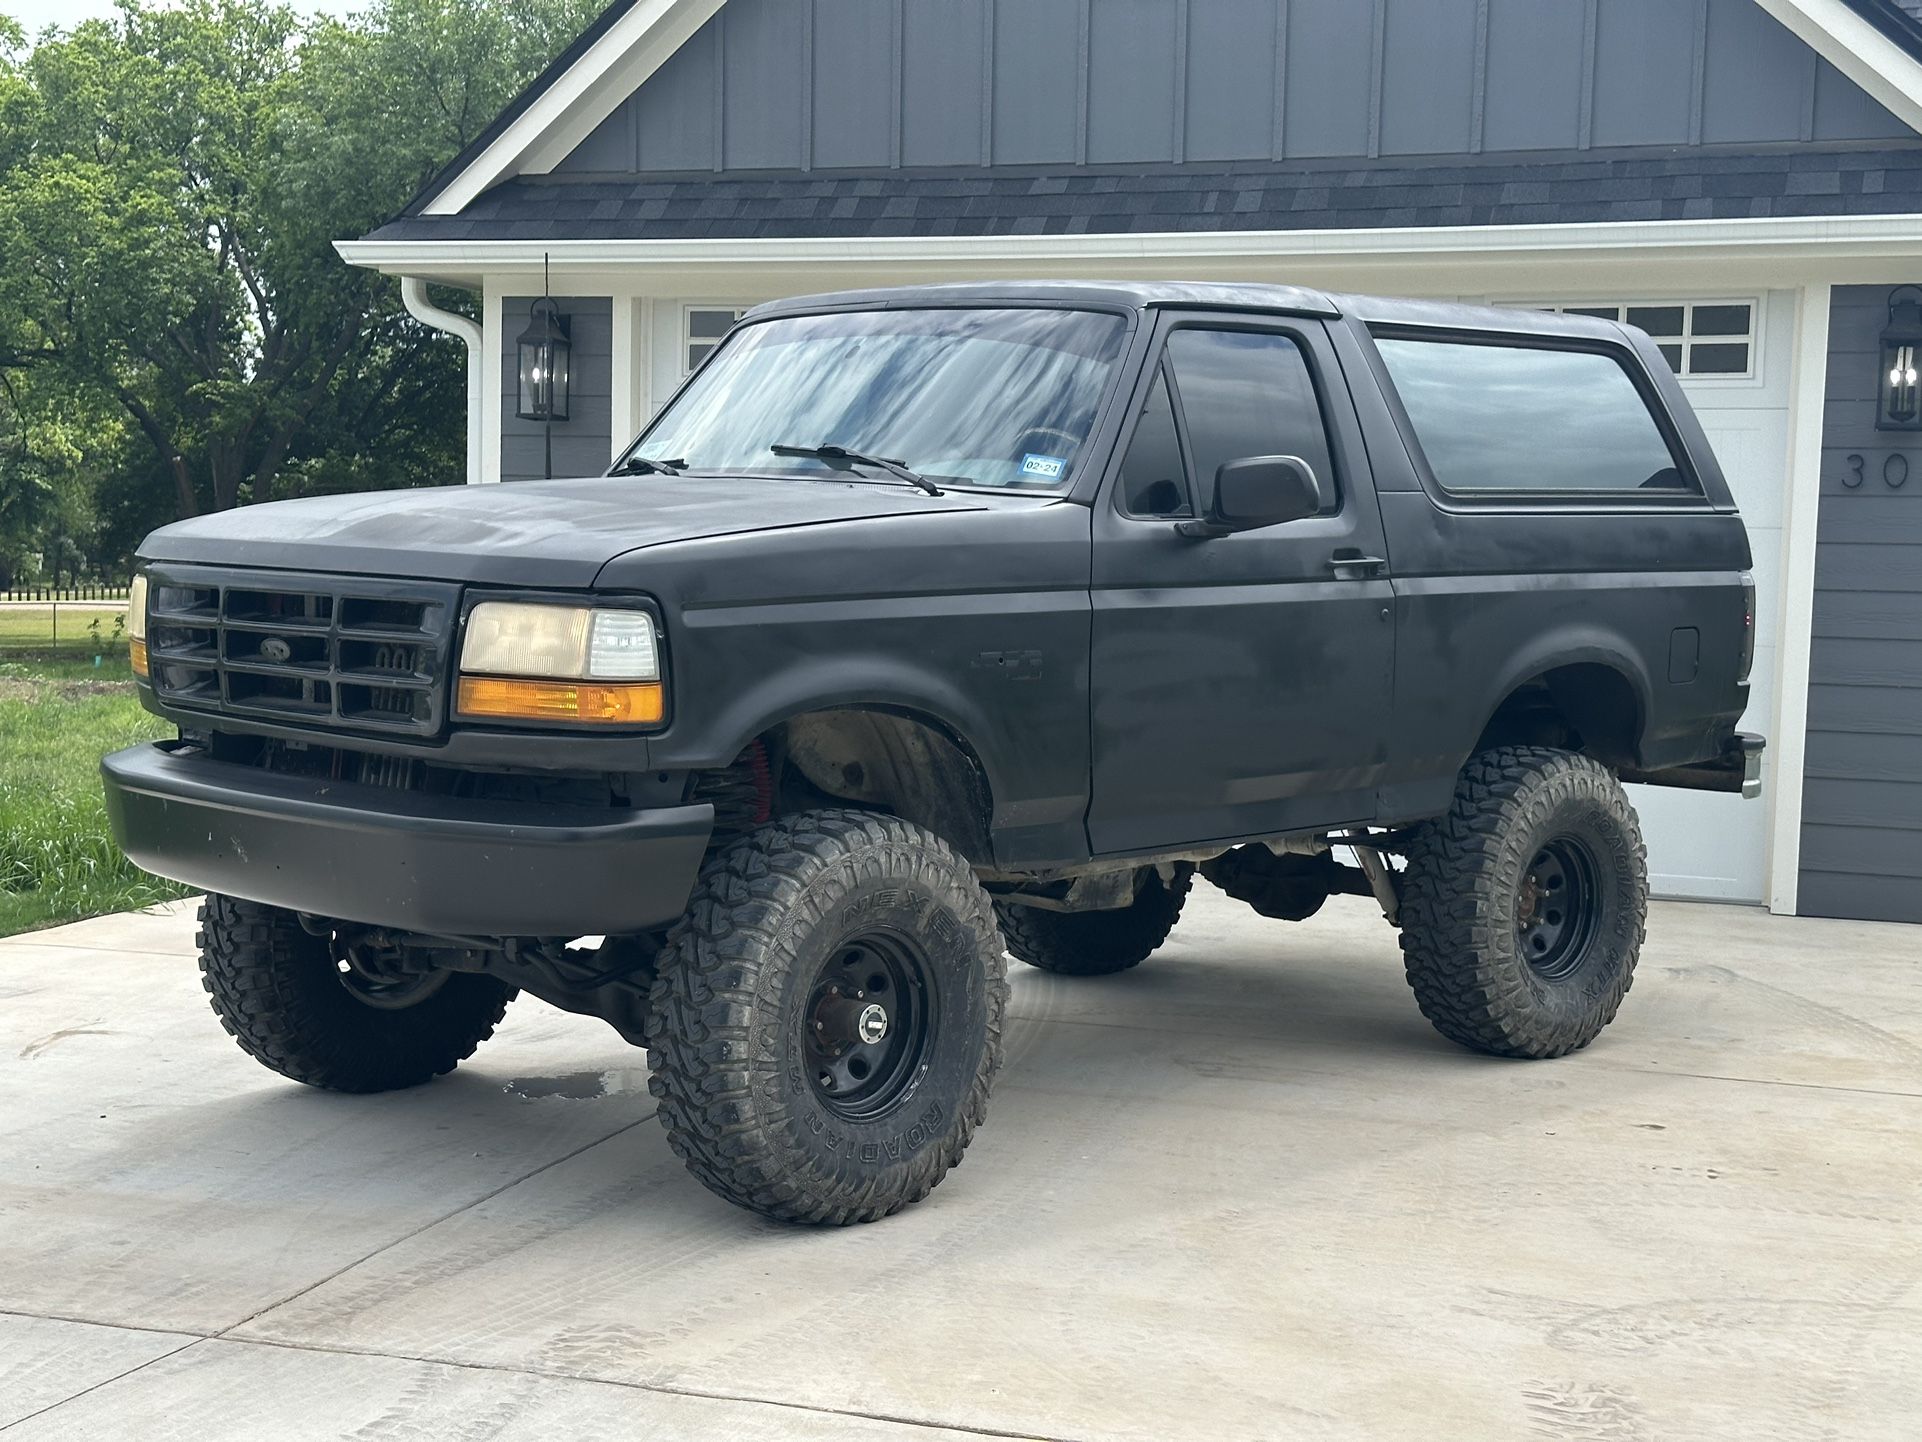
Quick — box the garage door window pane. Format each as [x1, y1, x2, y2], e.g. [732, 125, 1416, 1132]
[1376, 337, 1694, 495]
[1691, 304, 1751, 337]
[1625, 306, 1685, 338]
[1687, 342, 1749, 375]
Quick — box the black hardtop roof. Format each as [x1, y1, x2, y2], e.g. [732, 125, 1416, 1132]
[745, 281, 1631, 343]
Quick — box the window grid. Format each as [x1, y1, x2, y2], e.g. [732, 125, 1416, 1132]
[1529, 300, 1756, 380]
[683, 306, 747, 374]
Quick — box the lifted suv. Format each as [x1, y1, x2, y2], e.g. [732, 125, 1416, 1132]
[104, 282, 1763, 1224]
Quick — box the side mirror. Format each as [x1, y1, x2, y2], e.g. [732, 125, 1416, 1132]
[1176, 455, 1321, 539]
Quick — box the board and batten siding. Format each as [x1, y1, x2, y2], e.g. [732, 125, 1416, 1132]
[554, 0, 1907, 176]
[1799, 285, 1922, 925]
[500, 297, 613, 483]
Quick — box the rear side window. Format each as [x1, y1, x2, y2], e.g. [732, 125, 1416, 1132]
[1374, 336, 1694, 495]
[1167, 330, 1339, 512]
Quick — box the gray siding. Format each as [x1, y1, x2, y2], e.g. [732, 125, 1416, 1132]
[500, 297, 612, 483]
[555, 0, 1909, 176]
[1800, 285, 1922, 924]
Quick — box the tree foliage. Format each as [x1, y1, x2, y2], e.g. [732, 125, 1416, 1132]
[0, 0, 598, 582]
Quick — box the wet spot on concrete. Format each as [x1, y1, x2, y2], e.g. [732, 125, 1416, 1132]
[504, 1067, 647, 1101]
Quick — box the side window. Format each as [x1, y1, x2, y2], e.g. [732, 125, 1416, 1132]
[1165, 329, 1339, 513]
[1373, 336, 1697, 494]
[1118, 367, 1193, 517]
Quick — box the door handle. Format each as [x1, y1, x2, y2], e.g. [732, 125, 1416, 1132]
[1328, 548, 1388, 579]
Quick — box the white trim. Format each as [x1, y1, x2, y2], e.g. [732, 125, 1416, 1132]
[479, 286, 505, 485]
[610, 295, 646, 463]
[423, 0, 726, 216]
[1754, 0, 1922, 138]
[339, 213, 1922, 280]
[1765, 281, 1832, 916]
[398, 278, 485, 485]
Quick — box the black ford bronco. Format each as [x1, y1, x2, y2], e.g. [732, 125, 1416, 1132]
[104, 282, 1763, 1224]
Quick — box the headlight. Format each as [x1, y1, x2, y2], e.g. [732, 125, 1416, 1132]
[456, 602, 663, 725]
[127, 574, 149, 676]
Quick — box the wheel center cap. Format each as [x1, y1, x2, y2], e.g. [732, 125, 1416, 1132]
[1517, 873, 1541, 928]
[856, 1003, 889, 1045]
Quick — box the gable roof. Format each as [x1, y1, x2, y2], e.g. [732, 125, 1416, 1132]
[380, 0, 1922, 238]
[402, 0, 637, 219]
[365, 144, 1922, 245]
[411, 0, 724, 218]
[1762, 0, 1922, 129]
[1842, 0, 1922, 61]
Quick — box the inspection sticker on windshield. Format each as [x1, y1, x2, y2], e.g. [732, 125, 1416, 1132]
[1020, 453, 1068, 480]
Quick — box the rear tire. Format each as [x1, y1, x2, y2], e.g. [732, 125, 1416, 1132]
[647, 810, 1006, 1224]
[995, 867, 1192, 976]
[1397, 747, 1647, 1059]
[197, 895, 513, 1093]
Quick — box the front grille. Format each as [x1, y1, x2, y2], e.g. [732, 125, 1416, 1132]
[145, 565, 459, 738]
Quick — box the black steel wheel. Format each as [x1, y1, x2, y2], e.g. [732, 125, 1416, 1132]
[1515, 836, 1603, 981]
[1398, 747, 1648, 1059]
[648, 810, 1007, 1224]
[804, 934, 936, 1121]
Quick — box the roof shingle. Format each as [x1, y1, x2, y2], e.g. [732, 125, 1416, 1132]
[365, 144, 1922, 244]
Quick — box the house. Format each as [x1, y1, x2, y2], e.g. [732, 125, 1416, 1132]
[335, 0, 1922, 926]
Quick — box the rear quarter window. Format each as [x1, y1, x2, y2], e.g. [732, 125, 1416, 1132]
[1374, 335, 1695, 496]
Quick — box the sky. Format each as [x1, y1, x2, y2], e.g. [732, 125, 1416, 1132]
[6, 0, 359, 37]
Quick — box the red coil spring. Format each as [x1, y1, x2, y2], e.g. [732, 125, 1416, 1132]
[746, 738, 774, 824]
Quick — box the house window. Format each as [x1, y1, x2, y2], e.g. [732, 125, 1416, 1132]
[1535, 301, 1757, 379]
[684, 307, 746, 374]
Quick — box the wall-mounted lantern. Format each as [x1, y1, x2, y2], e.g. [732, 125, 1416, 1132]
[515, 295, 571, 424]
[1876, 285, 1922, 432]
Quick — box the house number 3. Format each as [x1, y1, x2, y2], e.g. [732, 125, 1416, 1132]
[1843, 453, 1910, 488]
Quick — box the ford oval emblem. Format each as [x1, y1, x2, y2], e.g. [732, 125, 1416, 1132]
[259, 636, 293, 663]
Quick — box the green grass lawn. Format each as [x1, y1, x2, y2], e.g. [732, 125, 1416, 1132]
[0, 601, 131, 655]
[0, 614, 188, 936]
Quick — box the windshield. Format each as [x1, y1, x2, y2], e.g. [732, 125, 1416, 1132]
[622, 306, 1131, 491]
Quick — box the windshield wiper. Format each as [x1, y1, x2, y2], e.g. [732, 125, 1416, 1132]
[613, 455, 685, 476]
[770, 443, 943, 496]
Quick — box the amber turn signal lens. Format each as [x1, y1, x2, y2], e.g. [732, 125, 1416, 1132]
[129, 638, 149, 677]
[456, 675, 663, 724]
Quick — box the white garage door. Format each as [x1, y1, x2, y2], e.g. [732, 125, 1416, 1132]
[1622, 292, 1792, 903]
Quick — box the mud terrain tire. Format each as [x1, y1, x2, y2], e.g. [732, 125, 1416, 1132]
[198, 894, 513, 1092]
[647, 810, 1006, 1224]
[995, 868, 1192, 976]
[1398, 747, 1647, 1059]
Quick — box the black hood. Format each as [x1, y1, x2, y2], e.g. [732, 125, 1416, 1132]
[137, 475, 990, 588]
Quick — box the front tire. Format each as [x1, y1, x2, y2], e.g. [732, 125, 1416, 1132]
[647, 811, 1007, 1224]
[1397, 747, 1647, 1059]
[995, 867, 1192, 976]
[197, 895, 513, 1092]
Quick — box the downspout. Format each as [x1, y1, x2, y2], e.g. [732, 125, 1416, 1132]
[399, 277, 488, 485]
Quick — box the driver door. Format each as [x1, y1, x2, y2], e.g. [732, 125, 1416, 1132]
[1086, 314, 1396, 854]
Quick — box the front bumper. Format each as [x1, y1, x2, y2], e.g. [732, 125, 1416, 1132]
[102, 742, 713, 937]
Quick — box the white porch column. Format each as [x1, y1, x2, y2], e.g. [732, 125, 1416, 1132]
[1765, 281, 1832, 915]
[480, 286, 505, 485]
[609, 296, 653, 462]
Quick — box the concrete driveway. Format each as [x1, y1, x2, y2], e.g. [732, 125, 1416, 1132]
[2, 887, 1916, 1440]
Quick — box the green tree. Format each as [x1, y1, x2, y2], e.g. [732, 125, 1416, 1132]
[0, 0, 597, 546]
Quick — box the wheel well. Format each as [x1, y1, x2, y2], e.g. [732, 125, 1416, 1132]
[759, 708, 996, 866]
[1475, 664, 1642, 769]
